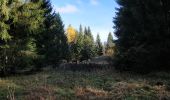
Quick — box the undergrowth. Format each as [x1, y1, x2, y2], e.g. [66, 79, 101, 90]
[0, 68, 170, 100]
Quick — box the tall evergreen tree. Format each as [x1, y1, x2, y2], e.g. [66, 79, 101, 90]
[106, 33, 115, 49]
[0, 0, 45, 74]
[114, 0, 170, 72]
[74, 25, 84, 60]
[0, 0, 11, 41]
[44, 13, 68, 65]
[81, 26, 95, 60]
[36, 0, 52, 55]
[105, 32, 115, 56]
[0, 0, 12, 74]
[95, 34, 103, 56]
[87, 26, 94, 41]
[10, 0, 44, 70]
[36, 0, 69, 66]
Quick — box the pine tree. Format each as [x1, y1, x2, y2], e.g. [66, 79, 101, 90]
[44, 13, 68, 65]
[0, 0, 12, 74]
[74, 25, 84, 60]
[81, 26, 95, 60]
[95, 34, 103, 56]
[36, 0, 69, 66]
[105, 32, 115, 56]
[0, 0, 45, 74]
[41, 0, 52, 16]
[106, 33, 115, 48]
[114, 0, 170, 72]
[84, 27, 88, 36]
[36, 0, 53, 55]
[0, 0, 11, 41]
[87, 26, 94, 41]
[10, 0, 45, 70]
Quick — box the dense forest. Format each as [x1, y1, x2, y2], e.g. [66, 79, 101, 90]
[0, 0, 68, 75]
[114, 0, 170, 73]
[0, 0, 115, 76]
[0, 0, 170, 99]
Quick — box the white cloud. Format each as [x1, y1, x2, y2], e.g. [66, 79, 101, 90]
[55, 4, 78, 14]
[90, 0, 99, 5]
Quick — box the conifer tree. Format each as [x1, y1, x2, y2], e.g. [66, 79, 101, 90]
[0, 0, 45, 74]
[0, 0, 11, 41]
[36, 0, 69, 66]
[81, 26, 95, 60]
[105, 32, 115, 56]
[84, 27, 88, 36]
[0, 0, 12, 74]
[10, 0, 44, 70]
[114, 0, 170, 72]
[95, 34, 103, 56]
[72, 25, 84, 61]
[44, 13, 68, 65]
[87, 26, 94, 41]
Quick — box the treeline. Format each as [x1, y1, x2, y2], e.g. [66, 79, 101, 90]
[0, 0, 68, 75]
[67, 25, 101, 61]
[0, 0, 116, 75]
[66, 25, 116, 61]
[114, 0, 170, 73]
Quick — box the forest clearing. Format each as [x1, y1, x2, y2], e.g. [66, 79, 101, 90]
[1, 65, 170, 100]
[1, 0, 170, 99]
[1, 56, 170, 100]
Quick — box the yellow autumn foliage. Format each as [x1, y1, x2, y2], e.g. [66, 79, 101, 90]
[66, 25, 77, 43]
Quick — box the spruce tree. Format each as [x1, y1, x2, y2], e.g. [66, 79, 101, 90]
[74, 25, 84, 61]
[105, 32, 115, 56]
[0, 0, 45, 74]
[81, 26, 95, 60]
[0, 0, 11, 41]
[35, 0, 69, 66]
[106, 33, 114, 48]
[95, 34, 103, 56]
[44, 13, 68, 65]
[10, 0, 44, 70]
[114, 0, 170, 72]
[0, 0, 12, 74]
[87, 26, 94, 41]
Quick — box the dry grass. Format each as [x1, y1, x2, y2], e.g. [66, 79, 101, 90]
[1, 69, 170, 100]
[24, 85, 56, 100]
[75, 86, 109, 99]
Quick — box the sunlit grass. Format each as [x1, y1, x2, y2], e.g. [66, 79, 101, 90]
[0, 69, 170, 99]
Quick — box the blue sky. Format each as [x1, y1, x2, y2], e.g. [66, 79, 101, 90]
[51, 0, 119, 42]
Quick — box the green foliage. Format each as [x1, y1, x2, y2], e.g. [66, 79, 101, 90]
[68, 25, 97, 61]
[9, 0, 44, 69]
[45, 13, 68, 64]
[75, 25, 84, 60]
[114, 0, 170, 72]
[105, 32, 116, 56]
[36, 1, 69, 66]
[95, 34, 103, 56]
[81, 35, 95, 60]
[81, 26, 95, 60]
[0, 0, 69, 74]
[0, 0, 11, 41]
[106, 32, 114, 48]
[1, 69, 170, 99]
